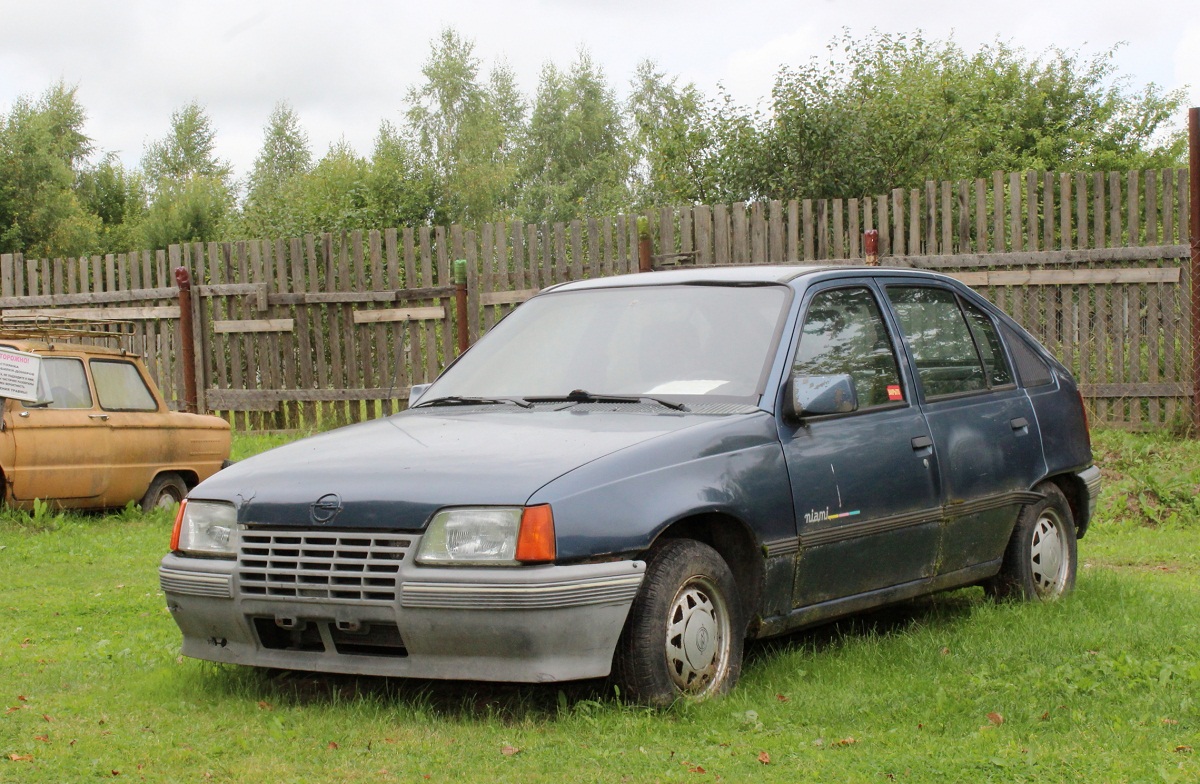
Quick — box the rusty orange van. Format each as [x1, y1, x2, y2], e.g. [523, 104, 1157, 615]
[0, 339, 230, 511]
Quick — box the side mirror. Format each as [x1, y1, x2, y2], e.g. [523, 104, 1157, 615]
[786, 373, 858, 420]
[408, 383, 432, 406]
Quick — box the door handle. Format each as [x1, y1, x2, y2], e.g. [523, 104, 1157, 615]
[89, 414, 109, 421]
[911, 435, 933, 450]
[1010, 417, 1029, 430]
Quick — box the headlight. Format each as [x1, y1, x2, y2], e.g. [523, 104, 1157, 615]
[172, 500, 238, 558]
[417, 507, 522, 565]
[416, 505, 557, 566]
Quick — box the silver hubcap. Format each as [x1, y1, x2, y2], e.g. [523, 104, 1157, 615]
[665, 576, 729, 695]
[1029, 510, 1068, 597]
[155, 488, 181, 509]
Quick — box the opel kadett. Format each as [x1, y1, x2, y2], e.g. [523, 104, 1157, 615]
[161, 266, 1099, 704]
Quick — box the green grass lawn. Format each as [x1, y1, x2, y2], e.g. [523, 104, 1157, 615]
[2, 429, 1198, 782]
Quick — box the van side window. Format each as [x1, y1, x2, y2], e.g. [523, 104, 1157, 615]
[32, 357, 92, 409]
[91, 360, 158, 411]
[794, 287, 904, 409]
[886, 286, 987, 398]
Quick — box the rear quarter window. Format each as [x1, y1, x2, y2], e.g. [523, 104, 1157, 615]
[91, 360, 158, 411]
[1001, 325, 1054, 388]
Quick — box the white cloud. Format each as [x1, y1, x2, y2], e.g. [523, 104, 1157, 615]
[721, 27, 825, 108]
[1173, 25, 1200, 109]
[2, 0, 1196, 181]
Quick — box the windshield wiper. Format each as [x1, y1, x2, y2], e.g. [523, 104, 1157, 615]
[526, 390, 687, 411]
[414, 395, 532, 409]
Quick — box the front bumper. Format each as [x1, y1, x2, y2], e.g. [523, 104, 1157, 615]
[160, 537, 644, 683]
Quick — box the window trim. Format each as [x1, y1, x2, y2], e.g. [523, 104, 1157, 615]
[957, 294, 1019, 393]
[784, 281, 912, 420]
[89, 358, 160, 413]
[18, 355, 93, 410]
[884, 283, 1019, 402]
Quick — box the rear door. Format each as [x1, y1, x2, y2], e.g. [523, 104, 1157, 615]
[779, 280, 943, 606]
[882, 282, 1046, 576]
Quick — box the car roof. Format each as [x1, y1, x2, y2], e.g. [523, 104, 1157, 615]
[545, 264, 961, 292]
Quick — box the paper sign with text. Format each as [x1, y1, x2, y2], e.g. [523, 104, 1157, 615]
[0, 348, 43, 402]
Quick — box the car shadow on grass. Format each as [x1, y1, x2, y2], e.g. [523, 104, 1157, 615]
[204, 662, 618, 723]
[197, 587, 986, 722]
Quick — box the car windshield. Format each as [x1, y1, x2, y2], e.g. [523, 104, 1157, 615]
[424, 283, 790, 402]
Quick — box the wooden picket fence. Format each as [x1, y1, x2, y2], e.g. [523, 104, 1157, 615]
[0, 167, 1191, 431]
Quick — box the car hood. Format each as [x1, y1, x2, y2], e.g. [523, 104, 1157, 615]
[193, 406, 731, 530]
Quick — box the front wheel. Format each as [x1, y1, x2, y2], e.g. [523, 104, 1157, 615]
[612, 539, 744, 706]
[140, 473, 188, 513]
[988, 483, 1077, 601]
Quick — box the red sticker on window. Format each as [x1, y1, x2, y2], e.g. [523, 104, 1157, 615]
[886, 385, 903, 401]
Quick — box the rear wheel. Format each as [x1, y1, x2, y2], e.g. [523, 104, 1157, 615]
[140, 473, 188, 513]
[612, 539, 743, 706]
[988, 483, 1077, 601]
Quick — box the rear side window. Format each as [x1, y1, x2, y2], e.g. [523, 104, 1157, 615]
[962, 301, 1014, 388]
[794, 287, 904, 409]
[886, 286, 987, 398]
[1001, 325, 1054, 387]
[91, 360, 157, 411]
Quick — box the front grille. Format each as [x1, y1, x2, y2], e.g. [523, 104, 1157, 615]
[238, 530, 412, 603]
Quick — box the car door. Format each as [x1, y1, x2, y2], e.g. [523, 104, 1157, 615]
[7, 355, 113, 502]
[779, 281, 943, 607]
[89, 357, 169, 507]
[882, 283, 1046, 577]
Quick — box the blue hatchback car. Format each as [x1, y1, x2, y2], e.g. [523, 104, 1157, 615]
[161, 265, 1100, 704]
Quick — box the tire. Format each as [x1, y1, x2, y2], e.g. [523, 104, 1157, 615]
[612, 539, 744, 706]
[988, 483, 1077, 601]
[140, 473, 188, 513]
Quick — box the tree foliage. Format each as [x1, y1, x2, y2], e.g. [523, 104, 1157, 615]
[0, 82, 100, 257]
[140, 101, 234, 247]
[731, 32, 1187, 201]
[240, 102, 313, 238]
[520, 52, 631, 223]
[405, 29, 524, 225]
[628, 60, 722, 207]
[0, 29, 1188, 260]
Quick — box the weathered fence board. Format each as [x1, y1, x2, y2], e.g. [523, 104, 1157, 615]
[1, 166, 1191, 430]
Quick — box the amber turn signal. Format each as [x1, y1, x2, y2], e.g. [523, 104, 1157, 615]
[170, 499, 187, 551]
[515, 504, 556, 563]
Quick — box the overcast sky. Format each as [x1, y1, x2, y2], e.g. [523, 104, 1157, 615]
[2, 0, 1197, 184]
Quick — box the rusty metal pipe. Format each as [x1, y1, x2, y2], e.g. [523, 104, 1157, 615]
[864, 229, 879, 267]
[637, 216, 653, 272]
[1190, 108, 1200, 435]
[174, 266, 198, 414]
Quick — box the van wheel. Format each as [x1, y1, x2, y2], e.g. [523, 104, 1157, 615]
[140, 473, 188, 513]
[612, 539, 743, 706]
[988, 484, 1077, 601]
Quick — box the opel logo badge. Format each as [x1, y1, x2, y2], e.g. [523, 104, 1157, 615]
[310, 493, 343, 525]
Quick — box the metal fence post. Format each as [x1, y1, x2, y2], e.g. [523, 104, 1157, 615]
[454, 258, 469, 356]
[174, 266, 198, 414]
[637, 216, 653, 272]
[1190, 107, 1200, 435]
[864, 230, 879, 266]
